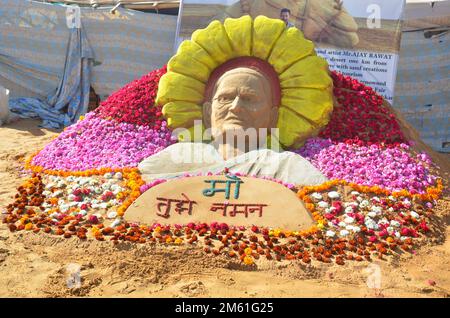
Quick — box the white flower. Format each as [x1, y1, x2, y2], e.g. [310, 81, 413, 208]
[351, 191, 360, 196]
[372, 196, 380, 202]
[328, 191, 340, 199]
[79, 210, 87, 216]
[379, 218, 389, 225]
[387, 226, 394, 234]
[94, 187, 102, 194]
[104, 173, 113, 179]
[390, 220, 401, 227]
[338, 221, 347, 227]
[339, 230, 350, 237]
[370, 206, 382, 214]
[111, 218, 122, 228]
[79, 178, 89, 186]
[69, 202, 79, 207]
[107, 211, 117, 219]
[400, 236, 407, 241]
[89, 179, 98, 186]
[52, 190, 63, 198]
[325, 207, 337, 214]
[99, 203, 108, 209]
[367, 212, 377, 218]
[410, 211, 420, 219]
[68, 194, 77, 202]
[346, 225, 360, 232]
[42, 190, 52, 197]
[67, 176, 75, 182]
[359, 200, 370, 208]
[326, 230, 336, 237]
[356, 196, 363, 202]
[344, 217, 355, 224]
[318, 201, 329, 208]
[388, 207, 394, 212]
[56, 181, 66, 189]
[59, 204, 69, 213]
[365, 219, 378, 230]
[114, 172, 123, 180]
[388, 196, 396, 201]
[328, 221, 335, 227]
[45, 183, 55, 190]
[394, 231, 401, 238]
[311, 192, 323, 200]
[345, 206, 354, 214]
[112, 188, 122, 195]
[49, 212, 58, 218]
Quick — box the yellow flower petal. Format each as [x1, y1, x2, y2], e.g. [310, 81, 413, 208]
[281, 87, 333, 125]
[167, 52, 212, 83]
[162, 101, 202, 128]
[224, 15, 252, 57]
[277, 107, 317, 148]
[252, 15, 285, 60]
[156, 72, 205, 105]
[280, 56, 332, 89]
[269, 28, 315, 73]
[192, 20, 235, 65]
[176, 40, 218, 70]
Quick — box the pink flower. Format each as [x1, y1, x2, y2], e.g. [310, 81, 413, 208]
[88, 215, 99, 224]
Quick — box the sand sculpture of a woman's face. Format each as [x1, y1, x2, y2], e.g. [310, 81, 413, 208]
[203, 67, 278, 137]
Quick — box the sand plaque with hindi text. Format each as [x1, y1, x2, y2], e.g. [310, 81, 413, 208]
[125, 176, 314, 229]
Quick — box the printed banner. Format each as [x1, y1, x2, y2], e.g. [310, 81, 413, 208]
[176, 0, 405, 102]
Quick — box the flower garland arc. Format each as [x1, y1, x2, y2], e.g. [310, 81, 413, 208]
[156, 15, 334, 149]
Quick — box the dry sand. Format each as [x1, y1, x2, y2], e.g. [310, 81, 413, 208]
[0, 119, 449, 298]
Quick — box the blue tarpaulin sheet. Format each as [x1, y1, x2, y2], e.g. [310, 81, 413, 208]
[9, 26, 93, 129]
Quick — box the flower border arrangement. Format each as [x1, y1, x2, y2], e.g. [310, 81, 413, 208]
[1, 38, 443, 266]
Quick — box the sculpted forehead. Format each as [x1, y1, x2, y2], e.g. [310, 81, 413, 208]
[214, 67, 272, 97]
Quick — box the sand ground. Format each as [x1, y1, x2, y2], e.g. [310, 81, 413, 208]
[0, 119, 449, 298]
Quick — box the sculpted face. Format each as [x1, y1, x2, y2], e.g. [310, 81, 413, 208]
[203, 67, 278, 134]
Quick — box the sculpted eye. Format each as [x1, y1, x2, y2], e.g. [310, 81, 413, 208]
[216, 94, 234, 103]
[240, 93, 258, 103]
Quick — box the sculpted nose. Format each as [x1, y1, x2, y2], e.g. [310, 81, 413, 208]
[229, 96, 244, 112]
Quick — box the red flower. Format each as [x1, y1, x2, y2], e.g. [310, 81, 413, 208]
[96, 66, 167, 128]
[319, 71, 406, 145]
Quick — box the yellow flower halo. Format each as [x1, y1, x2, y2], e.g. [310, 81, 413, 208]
[156, 15, 334, 149]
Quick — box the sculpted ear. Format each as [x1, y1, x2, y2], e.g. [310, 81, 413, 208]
[203, 101, 212, 128]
